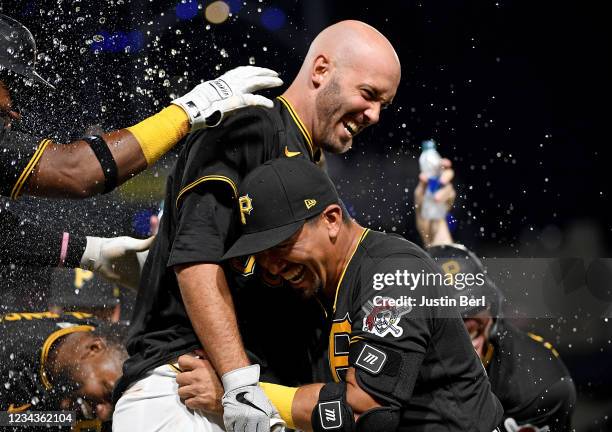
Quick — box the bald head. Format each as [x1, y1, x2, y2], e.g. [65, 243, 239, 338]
[284, 21, 401, 154]
[302, 20, 400, 76]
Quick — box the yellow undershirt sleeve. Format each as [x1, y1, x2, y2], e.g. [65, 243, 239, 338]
[259, 382, 298, 429]
[126, 104, 189, 166]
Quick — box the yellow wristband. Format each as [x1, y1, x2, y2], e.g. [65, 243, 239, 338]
[259, 382, 298, 429]
[126, 105, 189, 166]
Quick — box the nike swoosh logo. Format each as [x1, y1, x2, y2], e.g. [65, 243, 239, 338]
[235, 391, 268, 416]
[284, 146, 301, 157]
[8, 403, 32, 413]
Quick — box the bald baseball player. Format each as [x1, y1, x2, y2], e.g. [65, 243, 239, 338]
[114, 20, 401, 432]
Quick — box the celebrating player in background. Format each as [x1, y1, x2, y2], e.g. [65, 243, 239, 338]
[114, 20, 401, 432]
[179, 158, 504, 431]
[413, 158, 576, 431]
[0, 310, 128, 429]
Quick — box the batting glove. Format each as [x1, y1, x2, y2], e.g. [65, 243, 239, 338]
[172, 66, 283, 131]
[221, 364, 285, 432]
[80, 235, 154, 291]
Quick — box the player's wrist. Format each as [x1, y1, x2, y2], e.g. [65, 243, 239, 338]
[63, 233, 87, 268]
[259, 382, 297, 429]
[80, 236, 103, 270]
[221, 364, 260, 392]
[126, 105, 190, 166]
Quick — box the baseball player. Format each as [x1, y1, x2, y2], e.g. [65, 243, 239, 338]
[1, 13, 281, 287]
[413, 166, 576, 431]
[113, 20, 401, 432]
[0, 310, 128, 429]
[179, 158, 504, 432]
[1, 13, 282, 199]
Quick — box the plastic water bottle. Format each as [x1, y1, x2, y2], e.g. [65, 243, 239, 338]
[418, 140, 447, 220]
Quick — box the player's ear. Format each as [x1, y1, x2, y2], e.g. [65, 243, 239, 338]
[86, 336, 107, 356]
[322, 204, 343, 240]
[311, 54, 330, 88]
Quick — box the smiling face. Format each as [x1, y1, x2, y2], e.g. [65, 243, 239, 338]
[312, 56, 399, 154]
[69, 350, 122, 421]
[56, 333, 126, 422]
[256, 222, 324, 298]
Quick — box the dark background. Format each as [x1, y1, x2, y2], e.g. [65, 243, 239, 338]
[0, 0, 610, 429]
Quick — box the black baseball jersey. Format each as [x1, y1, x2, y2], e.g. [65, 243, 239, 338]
[115, 97, 320, 400]
[0, 127, 49, 199]
[319, 229, 503, 431]
[0, 311, 96, 412]
[486, 321, 576, 431]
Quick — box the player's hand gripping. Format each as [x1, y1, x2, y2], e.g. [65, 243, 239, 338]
[80, 235, 154, 291]
[221, 364, 286, 432]
[172, 66, 283, 130]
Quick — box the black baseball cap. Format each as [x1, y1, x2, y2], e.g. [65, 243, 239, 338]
[0, 13, 55, 89]
[222, 158, 339, 260]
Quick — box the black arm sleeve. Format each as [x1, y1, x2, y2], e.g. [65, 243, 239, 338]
[0, 209, 86, 268]
[349, 255, 434, 406]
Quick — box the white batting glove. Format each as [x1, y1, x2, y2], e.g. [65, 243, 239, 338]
[80, 236, 154, 291]
[221, 364, 284, 432]
[172, 66, 283, 131]
[504, 417, 550, 432]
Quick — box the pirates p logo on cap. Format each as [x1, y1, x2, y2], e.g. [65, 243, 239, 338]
[239, 194, 253, 225]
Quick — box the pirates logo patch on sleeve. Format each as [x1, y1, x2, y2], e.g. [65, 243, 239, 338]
[362, 298, 410, 337]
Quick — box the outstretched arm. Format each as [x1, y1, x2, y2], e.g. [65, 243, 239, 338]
[17, 66, 282, 199]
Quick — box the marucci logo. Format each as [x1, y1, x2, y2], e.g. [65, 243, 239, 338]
[362, 352, 379, 365]
[355, 344, 387, 374]
[324, 409, 336, 422]
[318, 401, 342, 429]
